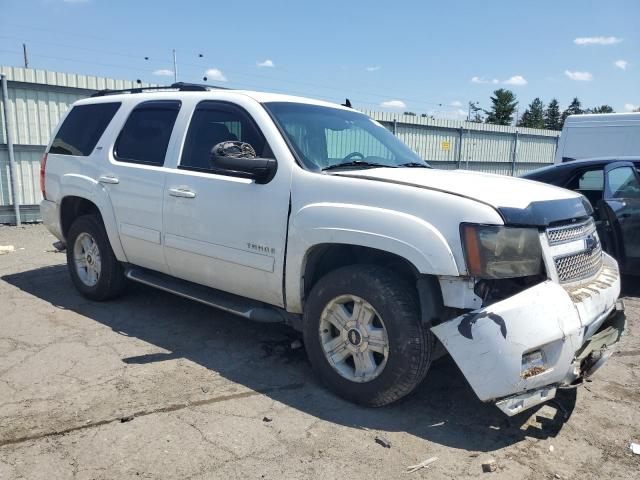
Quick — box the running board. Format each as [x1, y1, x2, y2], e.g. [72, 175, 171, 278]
[125, 267, 285, 323]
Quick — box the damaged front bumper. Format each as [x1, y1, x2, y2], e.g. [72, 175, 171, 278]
[431, 253, 625, 416]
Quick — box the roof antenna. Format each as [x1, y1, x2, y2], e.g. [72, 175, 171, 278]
[342, 98, 352, 108]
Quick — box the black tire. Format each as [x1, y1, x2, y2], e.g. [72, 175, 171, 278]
[303, 264, 433, 406]
[66, 214, 127, 301]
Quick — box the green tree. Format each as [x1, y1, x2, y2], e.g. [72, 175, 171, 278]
[468, 101, 484, 122]
[518, 98, 545, 128]
[561, 97, 583, 127]
[586, 105, 614, 114]
[484, 89, 518, 125]
[517, 109, 531, 127]
[403, 111, 416, 116]
[544, 98, 562, 130]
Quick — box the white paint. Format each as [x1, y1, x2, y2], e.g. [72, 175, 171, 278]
[40, 89, 624, 415]
[555, 112, 640, 163]
[432, 252, 621, 403]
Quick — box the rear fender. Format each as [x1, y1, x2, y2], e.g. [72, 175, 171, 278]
[60, 173, 127, 262]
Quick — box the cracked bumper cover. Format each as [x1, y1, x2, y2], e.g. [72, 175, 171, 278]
[431, 253, 625, 416]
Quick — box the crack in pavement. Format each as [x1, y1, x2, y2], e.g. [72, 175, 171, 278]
[0, 382, 305, 448]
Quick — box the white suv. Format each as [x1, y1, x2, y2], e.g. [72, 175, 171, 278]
[40, 83, 625, 416]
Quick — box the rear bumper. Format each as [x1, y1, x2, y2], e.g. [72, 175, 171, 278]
[432, 253, 624, 416]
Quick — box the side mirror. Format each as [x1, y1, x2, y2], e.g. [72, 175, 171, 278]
[210, 141, 277, 184]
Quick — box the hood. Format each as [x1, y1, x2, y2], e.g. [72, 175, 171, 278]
[335, 168, 593, 227]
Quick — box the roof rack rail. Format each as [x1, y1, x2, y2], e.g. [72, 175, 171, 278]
[91, 82, 229, 97]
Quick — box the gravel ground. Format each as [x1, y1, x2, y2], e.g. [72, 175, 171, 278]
[1, 224, 639, 479]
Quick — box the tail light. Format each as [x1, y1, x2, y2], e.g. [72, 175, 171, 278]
[40, 153, 48, 200]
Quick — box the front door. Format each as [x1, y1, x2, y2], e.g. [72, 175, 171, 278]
[602, 161, 640, 274]
[162, 100, 290, 306]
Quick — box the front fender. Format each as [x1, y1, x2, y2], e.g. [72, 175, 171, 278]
[60, 173, 128, 262]
[285, 202, 459, 313]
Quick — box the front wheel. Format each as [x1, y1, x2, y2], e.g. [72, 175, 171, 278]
[66, 215, 127, 301]
[303, 265, 433, 406]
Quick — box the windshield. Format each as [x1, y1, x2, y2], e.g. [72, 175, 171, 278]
[264, 102, 429, 171]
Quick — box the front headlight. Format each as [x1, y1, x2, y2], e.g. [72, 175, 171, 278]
[461, 224, 543, 279]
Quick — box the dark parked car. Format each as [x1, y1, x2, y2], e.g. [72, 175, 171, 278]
[523, 158, 640, 275]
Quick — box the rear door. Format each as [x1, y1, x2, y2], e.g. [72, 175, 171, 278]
[102, 100, 181, 273]
[603, 161, 640, 274]
[162, 100, 291, 307]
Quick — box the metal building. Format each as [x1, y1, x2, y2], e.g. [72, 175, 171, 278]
[0, 66, 559, 224]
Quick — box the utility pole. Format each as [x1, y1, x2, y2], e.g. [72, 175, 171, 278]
[22, 43, 28, 69]
[172, 49, 178, 83]
[1, 74, 21, 225]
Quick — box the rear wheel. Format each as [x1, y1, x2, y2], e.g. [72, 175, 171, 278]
[66, 215, 127, 301]
[303, 265, 433, 406]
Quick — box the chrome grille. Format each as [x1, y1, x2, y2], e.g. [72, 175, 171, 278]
[546, 218, 596, 246]
[554, 240, 603, 283]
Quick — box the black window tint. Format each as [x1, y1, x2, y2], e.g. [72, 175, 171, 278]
[180, 102, 270, 171]
[115, 101, 180, 166]
[49, 102, 120, 156]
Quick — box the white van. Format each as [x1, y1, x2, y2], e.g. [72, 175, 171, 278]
[555, 112, 640, 164]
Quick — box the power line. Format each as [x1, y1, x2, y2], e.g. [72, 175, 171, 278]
[0, 33, 456, 108]
[0, 46, 469, 116]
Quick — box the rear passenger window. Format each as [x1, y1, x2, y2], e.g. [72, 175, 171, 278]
[114, 101, 181, 166]
[50, 103, 120, 156]
[180, 101, 270, 171]
[567, 169, 604, 207]
[576, 170, 604, 191]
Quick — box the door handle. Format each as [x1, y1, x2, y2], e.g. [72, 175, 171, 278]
[98, 175, 119, 184]
[168, 187, 196, 198]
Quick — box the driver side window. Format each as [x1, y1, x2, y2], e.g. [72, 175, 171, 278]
[607, 166, 640, 199]
[180, 102, 271, 172]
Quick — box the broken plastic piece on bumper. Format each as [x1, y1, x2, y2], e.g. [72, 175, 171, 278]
[495, 386, 556, 416]
[431, 253, 621, 405]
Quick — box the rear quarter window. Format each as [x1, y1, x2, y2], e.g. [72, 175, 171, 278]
[49, 102, 121, 156]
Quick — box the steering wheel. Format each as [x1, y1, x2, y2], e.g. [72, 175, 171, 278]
[342, 152, 365, 161]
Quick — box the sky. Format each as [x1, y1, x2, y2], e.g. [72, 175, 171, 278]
[0, 0, 638, 120]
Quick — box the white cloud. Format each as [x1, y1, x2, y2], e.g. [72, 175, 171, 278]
[503, 75, 527, 86]
[471, 76, 499, 84]
[204, 68, 228, 82]
[257, 59, 275, 68]
[444, 108, 468, 120]
[472, 75, 526, 86]
[564, 70, 593, 81]
[624, 103, 639, 112]
[365, 66, 381, 72]
[574, 36, 622, 46]
[380, 99, 407, 109]
[614, 59, 628, 70]
[152, 69, 174, 76]
[450, 100, 463, 108]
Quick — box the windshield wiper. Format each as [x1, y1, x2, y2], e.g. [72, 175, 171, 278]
[322, 160, 394, 171]
[399, 162, 430, 168]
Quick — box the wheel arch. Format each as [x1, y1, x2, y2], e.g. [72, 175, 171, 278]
[285, 202, 458, 314]
[58, 191, 127, 262]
